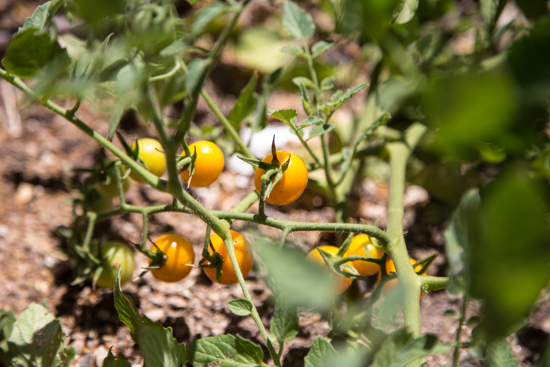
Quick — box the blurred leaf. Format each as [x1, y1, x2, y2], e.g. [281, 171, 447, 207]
[444, 189, 480, 295]
[292, 76, 315, 88]
[282, 1, 316, 39]
[256, 240, 337, 308]
[114, 272, 187, 367]
[270, 109, 298, 127]
[160, 39, 192, 57]
[305, 337, 338, 367]
[2, 28, 69, 79]
[321, 75, 335, 91]
[475, 142, 507, 163]
[327, 83, 368, 113]
[20, 0, 63, 32]
[108, 108, 124, 141]
[311, 41, 333, 58]
[378, 77, 421, 114]
[270, 298, 299, 344]
[227, 299, 253, 316]
[471, 169, 550, 341]
[191, 3, 229, 36]
[486, 339, 518, 367]
[187, 335, 267, 367]
[299, 116, 324, 128]
[424, 71, 515, 159]
[228, 72, 257, 132]
[392, 0, 419, 24]
[515, 0, 548, 20]
[308, 124, 336, 141]
[372, 328, 412, 367]
[233, 27, 291, 73]
[281, 45, 306, 57]
[249, 68, 282, 132]
[185, 58, 210, 97]
[6, 303, 75, 367]
[480, 0, 500, 24]
[72, 0, 125, 22]
[390, 335, 452, 367]
[340, 0, 400, 41]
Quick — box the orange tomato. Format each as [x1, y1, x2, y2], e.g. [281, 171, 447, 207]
[180, 141, 225, 187]
[344, 234, 385, 276]
[150, 234, 195, 283]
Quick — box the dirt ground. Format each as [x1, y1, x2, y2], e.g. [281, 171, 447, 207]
[0, 1, 549, 367]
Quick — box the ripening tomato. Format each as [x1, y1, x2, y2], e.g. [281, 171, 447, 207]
[203, 230, 253, 285]
[150, 234, 195, 283]
[254, 151, 308, 205]
[129, 138, 166, 183]
[306, 245, 352, 296]
[94, 158, 131, 198]
[180, 141, 224, 187]
[96, 242, 135, 289]
[344, 234, 385, 276]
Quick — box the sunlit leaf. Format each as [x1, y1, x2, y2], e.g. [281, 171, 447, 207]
[282, 1, 315, 39]
[270, 298, 299, 344]
[392, 0, 419, 24]
[227, 299, 253, 316]
[304, 337, 338, 367]
[486, 339, 518, 367]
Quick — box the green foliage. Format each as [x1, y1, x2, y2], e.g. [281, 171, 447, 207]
[270, 299, 299, 345]
[304, 337, 338, 367]
[486, 338, 519, 367]
[187, 335, 268, 367]
[282, 2, 316, 39]
[227, 299, 254, 317]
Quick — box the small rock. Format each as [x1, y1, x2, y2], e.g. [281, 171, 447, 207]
[14, 182, 34, 206]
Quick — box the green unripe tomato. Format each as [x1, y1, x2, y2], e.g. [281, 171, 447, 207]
[94, 159, 131, 198]
[85, 189, 114, 214]
[96, 242, 135, 289]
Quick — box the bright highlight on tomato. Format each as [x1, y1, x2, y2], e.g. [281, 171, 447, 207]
[150, 234, 195, 283]
[180, 141, 225, 187]
[129, 138, 166, 183]
[203, 230, 253, 285]
[344, 234, 385, 276]
[254, 151, 308, 205]
[306, 245, 352, 296]
[96, 242, 135, 289]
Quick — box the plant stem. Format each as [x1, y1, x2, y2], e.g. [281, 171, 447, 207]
[385, 123, 427, 358]
[452, 295, 469, 367]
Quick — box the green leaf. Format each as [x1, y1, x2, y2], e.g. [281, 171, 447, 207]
[7, 303, 75, 367]
[72, 0, 125, 22]
[486, 339, 518, 367]
[191, 3, 230, 36]
[282, 1, 315, 39]
[187, 334, 266, 367]
[390, 335, 452, 367]
[299, 116, 324, 128]
[160, 39, 192, 57]
[270, 298, 299, 344]
[228, 72, 258, 132]
[471, 169, 550, 341]
[311, 41, 333, 58]
[20, 0, 63, 32]
[304, 337, 338, 367]
[327, 83, 368, 112]
[108, 108, 124, 141]
[392, 0, 418, 24]
[249, 67, 282, 132]
[292, 76, 315, 88]
[227, 299, 254, 317]
[281, 45, 306, 57]
[307, 124, 335, 141]
[480, 0, 500, 24]
[0, 310, 15, 340]
[113, 271, 187, 367]
[102, 348, 132, 367]
[185, 58, 211, 97]
[2, 28, 68, 79]
[371, 328, 413, 367]
[444, 189, 480, 295]
[269, 109, 298, 127]
[320, 76, 335, 91]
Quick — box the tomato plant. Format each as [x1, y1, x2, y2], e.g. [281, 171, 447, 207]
[344, 234, 385, 276]
[150, 234, 195, 283]
[96, 242, 135, 289]
[254, 151, 308, 205]
[381, 258, 427, 296]
[129, 138, 166, 183]
[306, 245, 352, 296]
[180, 141, 224, 187]
[203, 230, 253, 285]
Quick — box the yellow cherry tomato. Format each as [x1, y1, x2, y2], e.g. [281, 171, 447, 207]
[203, 230, 253, 285]
[306, 245, 352, 296]
[96, 242, 135, 289]
[150, 234, 195, 283]
[344, 234, 385, 276]
[129, 138, 166, 183]
[94, 158, 131, 198]
[381, 257, 427, 297]
[254, 151, 308, 206]
[180, 141, 225, 187]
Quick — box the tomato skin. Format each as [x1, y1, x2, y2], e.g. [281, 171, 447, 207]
[96, 242, 135, 289]
[254, 151, 308, 205]
[381, 257, 426, 297]
[344, 234, 385, 276]
[85, 189, 114, 214]
[129, 138, 166, 183]
[94, 159, 131, 198]
[151, 234, 195, 283]
[306, 245, 352, 296]
[203, 230, 253, 285]
[180, 141, 225, 187]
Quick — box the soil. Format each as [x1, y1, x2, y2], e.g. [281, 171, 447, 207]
[0, 1, 548, 367]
